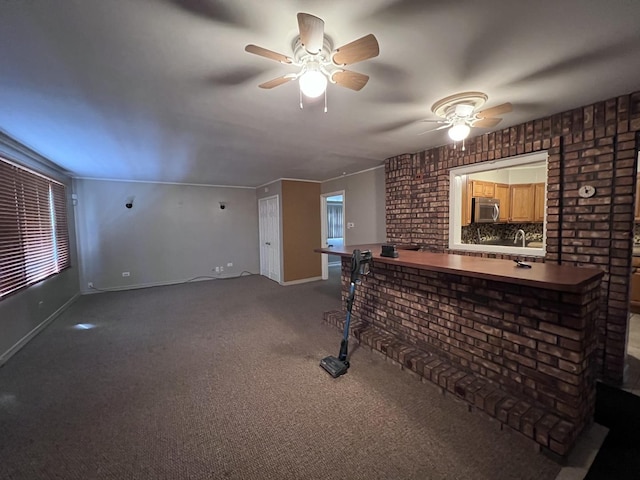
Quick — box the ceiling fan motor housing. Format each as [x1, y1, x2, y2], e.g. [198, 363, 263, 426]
[292, 36, 341, 83]
[432, 91, 488, 120]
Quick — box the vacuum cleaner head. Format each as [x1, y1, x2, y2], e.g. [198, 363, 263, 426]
[320, 356, 349, 378]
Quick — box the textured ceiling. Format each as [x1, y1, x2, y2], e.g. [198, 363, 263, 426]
[1, 0, 640, 187]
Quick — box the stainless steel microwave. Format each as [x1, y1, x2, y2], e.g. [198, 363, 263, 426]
[472, 197, 500, 223]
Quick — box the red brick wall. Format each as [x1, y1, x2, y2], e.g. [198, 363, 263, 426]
[385, 92, 640, 384]
[338, 259, 601, 455]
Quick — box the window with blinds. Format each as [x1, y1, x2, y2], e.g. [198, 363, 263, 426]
[327, 203, 343, 239]
[0, 157, 70, 299]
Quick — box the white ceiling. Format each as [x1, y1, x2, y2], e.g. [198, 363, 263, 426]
[2, 0, 640, 187]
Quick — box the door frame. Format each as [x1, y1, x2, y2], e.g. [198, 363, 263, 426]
[320, 190, 345, 280]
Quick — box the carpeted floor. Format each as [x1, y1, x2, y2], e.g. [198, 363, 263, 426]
[0, 272, 561, 479]
[585, 382, 640, 479]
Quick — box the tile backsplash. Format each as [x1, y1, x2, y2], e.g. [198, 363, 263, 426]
[461, 223, 544, 244]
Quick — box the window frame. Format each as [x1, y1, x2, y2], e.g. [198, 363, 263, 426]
[0, 156, 70, 299]
[448, 151, 548, 257]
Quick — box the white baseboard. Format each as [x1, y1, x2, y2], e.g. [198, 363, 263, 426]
[281, 276, 323, 286]
[81, 273, 257, 294]
[0, 293, 80, 367]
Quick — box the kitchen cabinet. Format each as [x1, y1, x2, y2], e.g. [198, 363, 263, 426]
[635, 174, 640, 221]
[534, 183, 546, 222]
[509, 184, 535, 222]
[471, 180, 495, 198]
[461, 176, 470, 226]
[508, 183, 545, 223]
[494, 183, 510, 223]
[464, 180, 544, 224]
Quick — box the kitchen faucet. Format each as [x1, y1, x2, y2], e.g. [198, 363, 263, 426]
[514, 229, 526, 247]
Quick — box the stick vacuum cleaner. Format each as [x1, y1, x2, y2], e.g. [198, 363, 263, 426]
[320, 249, 372, 378]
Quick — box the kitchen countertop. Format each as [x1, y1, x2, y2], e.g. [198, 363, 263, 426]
[316, 243, 604, 293]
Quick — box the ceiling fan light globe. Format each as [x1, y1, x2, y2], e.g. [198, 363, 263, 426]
[299, 70, 327, 98]
[448, 124, 470, 141]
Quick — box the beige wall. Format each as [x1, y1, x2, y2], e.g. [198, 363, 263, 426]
[282, 180, 321, 282]
[322, 166, 386, 245]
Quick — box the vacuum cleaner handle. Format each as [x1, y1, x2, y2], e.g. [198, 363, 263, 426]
[350, 249, 372, 284]
[350, 249, 362, 283]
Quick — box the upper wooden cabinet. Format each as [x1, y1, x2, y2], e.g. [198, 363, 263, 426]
[534, 183, 546, 222]
[494, 183, 510, 223]
[471, 180, 495, 198]
[510, 184, 535, 222]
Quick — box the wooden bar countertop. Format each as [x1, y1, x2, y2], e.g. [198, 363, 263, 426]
[316, 244, 604, 293]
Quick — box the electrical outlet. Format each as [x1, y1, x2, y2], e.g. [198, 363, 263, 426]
[122, 272, 130, 277]
[227, 262, 233, 267]
[88, 282, 94, 288]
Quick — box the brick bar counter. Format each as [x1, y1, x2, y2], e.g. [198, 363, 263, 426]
[317, 244, 603, 456]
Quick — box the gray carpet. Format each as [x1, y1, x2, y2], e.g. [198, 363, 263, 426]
[0, 270, 561, 479]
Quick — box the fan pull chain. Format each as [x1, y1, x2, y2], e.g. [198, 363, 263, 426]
[324, 89, 328, 113]
[462, 138, 466, 151]
[299, 88, 303, 110]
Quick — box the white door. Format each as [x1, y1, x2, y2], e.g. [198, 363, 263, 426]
[258, 195, 280, 282]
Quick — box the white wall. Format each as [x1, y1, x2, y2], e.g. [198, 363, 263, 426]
[74, 179, 259, 292]
[0, 133, 80, 364]
[322, 166, 386, 245]
[508, 166, 547, 184]
[469, 169, 510, 183]
[470, 165, 546, 184]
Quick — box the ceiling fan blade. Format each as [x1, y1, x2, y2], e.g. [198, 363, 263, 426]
[472, 117, 502, 128]
[475, 102, 512, 119]
[259, 75, 297, 89]
[417, 124, 450, 135]
[297, 12, 325, 54]
[332, 70, 369, 91]
[245, 44, 292, 64]
[332, 34, 380, 66]
[419, 119, 448, 124]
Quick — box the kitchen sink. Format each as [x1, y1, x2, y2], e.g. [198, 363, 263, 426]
[478, 239, 510, 246]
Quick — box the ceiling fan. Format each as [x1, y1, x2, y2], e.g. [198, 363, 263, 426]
[245, 13, 379, 109]
[420, 92, 513, 142]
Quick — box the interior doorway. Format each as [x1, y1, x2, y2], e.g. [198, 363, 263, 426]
[321, 191, 345, 281]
